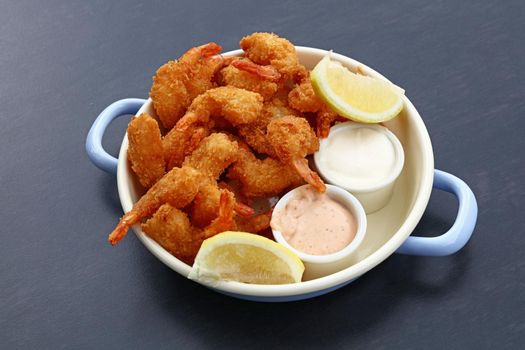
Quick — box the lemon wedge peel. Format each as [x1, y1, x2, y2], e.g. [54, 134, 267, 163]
[188, 231, 305, 285]
[311, 55, 405, 123]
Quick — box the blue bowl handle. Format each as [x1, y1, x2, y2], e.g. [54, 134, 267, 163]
[86, 98, 146, 175]
[396, 169, 478, 256]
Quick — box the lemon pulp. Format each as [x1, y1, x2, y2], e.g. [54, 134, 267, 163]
[311, 55, 405, 123]
[189, 231, 305, 285]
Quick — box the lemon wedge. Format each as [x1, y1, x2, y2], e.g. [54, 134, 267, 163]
[311, 55, 405, 123]
[188, 231, 305, 284]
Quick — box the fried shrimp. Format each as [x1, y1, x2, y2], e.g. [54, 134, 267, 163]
[189, 181, 223, 228]
[218, 181, 256, 217]
[142, 204, 201, 264]
[190, 180, 255, 228]
[218, 59, 279, 101]
[315, 108, 338, 138]
[162, 126, 209, 171]
[236, 103, 274, 156]
[142, 190, 235, 264]
[237, 97, 300, 156]
[288, 79, 323, 112]
[234, 210, 273, 233]
[236, 123, 274, 157]
[266, 116, 326, 192]
[240, 32, 307, 81]
[182, 132, 239, 180]
[288, 78, 338, 138]
[150, 43, 223, 129]
[175, 86, 264, 131]
[182, 133, 253, 227]
[127, 113, 166, 189]
[267, 116, 319, 161]
[108, 166, 203, 246]
[227, 145, 304, 198]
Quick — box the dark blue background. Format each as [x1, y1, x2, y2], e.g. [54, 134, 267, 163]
[1, 1, 523, 348]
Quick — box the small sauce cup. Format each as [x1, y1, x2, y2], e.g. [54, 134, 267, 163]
[314, 122, 405, 214]
[271, 184, 367, 280]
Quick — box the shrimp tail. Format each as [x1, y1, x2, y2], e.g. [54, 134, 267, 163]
[197, 42, 222, 58]
[316, 109, 337, 138]
[187, 127, 208, 154]
[232, 59, 282, 82]
[175, 112, 201, 131]
[216, 180, 255, 217]
[234, 202, 256, 218]
[203, 190, 235, 239]
[292, 158, 326, 193]
[108, 212, 138, 246]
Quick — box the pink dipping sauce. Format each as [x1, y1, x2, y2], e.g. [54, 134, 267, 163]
[271, 187, 357, 255]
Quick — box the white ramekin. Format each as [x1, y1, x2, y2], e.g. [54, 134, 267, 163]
[314, 122, 405, 214]
[271, 184, 367, 280]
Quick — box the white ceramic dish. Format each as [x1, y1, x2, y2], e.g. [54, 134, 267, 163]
[86, 47, 478, 302]
[271, 184, 367, 280]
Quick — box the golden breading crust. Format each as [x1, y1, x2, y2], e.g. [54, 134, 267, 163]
[127, 113, 165, 189]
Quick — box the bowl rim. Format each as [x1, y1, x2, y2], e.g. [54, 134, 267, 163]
[116, 46, 435, 297]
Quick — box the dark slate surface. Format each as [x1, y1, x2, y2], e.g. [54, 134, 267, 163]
[1, 0, 523, 349]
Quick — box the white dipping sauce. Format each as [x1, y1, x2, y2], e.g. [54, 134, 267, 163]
[317, 126, 396, 189]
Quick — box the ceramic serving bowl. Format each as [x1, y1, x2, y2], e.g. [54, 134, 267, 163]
[86, 47, 478, 302]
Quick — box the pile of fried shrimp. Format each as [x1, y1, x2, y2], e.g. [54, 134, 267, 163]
[108, 32, 347, 265]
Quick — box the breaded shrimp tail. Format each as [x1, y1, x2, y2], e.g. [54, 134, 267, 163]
[292, 158, 326, 193]
[202, 190, 235, 239]
[231, 59, 281, 82]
